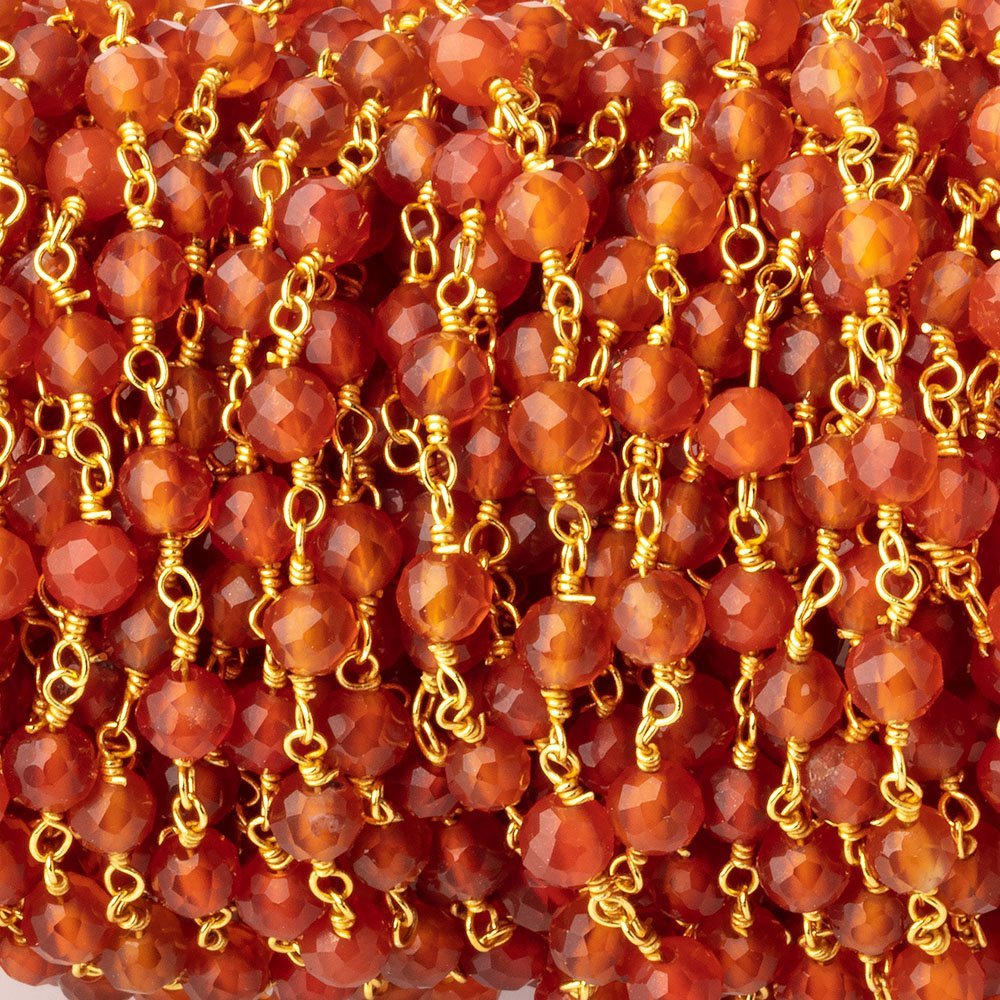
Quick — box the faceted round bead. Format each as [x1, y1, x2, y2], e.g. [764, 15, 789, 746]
[209, 472, 294, 565]
[701, 907, 786, 996]
[657, 478, 729, 569]
[824, 197, 919, 287]
[3, 725, 97, 813]
[627, 161, 724, 254]
[704, 0, 799, 66]
[116, 444, 212, 536]
[887, 941, 985, 1000]
[239, 364, 337, 462]
[906, 452, 999, 546]
[427, 14, 520, 107]
[204, 246, 287, 338]
[68, 770, 155, 854]
[43, 521, 139, 616]
[337, 29, 429, 115]
[0, 286, 35, 378]
[938, 830, 1000, 915]
[846, 624, 943, 724]
[94, 230, 188, 322]
[22, 873, 109, 966]
[375, 116, 452, 205]
[754, 646, 844, 743]
[548, 896, 625, 986]
[696, 387, 793, 477]
[85, 42, 180, 133]
[261, 582, 358, 678]
[805, 735, 888, 825]
[423, 811, 510, 901]
[397, 333, 492, 425]
[264, 77, 351, 168]
[274, 176, 371, 263]
[101, 585, 172, 677]
[0, 527, 37, 620]
[302, 299, 376, 389]
[703, 86, 793, 176]
[792, 433, 873, 529]
[757, 825, 850, 913]
[627, 938, 725, 1000]
[576, 237, 659, 331]
[463, 925, 546, 992]
[150, 829, 239, 919]
[607, 344, 704, 440]
[791, 37, 887, 135]
[234, 856, 323, 941]
[483, 653, 548, 742]
[431, 128, 522, 215]
[161, 364, 224, 457]
[225, 682, 296, 774]
[772, 952, 868, 1000]
[350, 816, 431, 891]
[760, 153, 842, 247]
[519, 795, 615, 888]
[828, 876, 906, 956]
[271, 956, 354, 1000]
[445, 726, 530, 811]
[310, 503, 402, 600]
[607, 763, 703, 856]
[496, 169, 589, 260]
[453, 405, 529, 501]
[508, 380, 606, 476]
[609, 569, 706, 664]
[299, 889, 390, 989]
[0, 79, 32, 159]
[910, 250, 984, 332]
[269, 773, 364, 863]
[136, 666, 236, 760]
[97, 906, 186, 996]
[185, 927, 269, 1000]
[867, 806, 958, 894]
[847, 414, 939, 504]
[635, 25, 716, 114]
[185, 4, 277, 96]
[322, 686, 411, 778]
[969, 263, 1000, 349]
[763, 311, 843, 402]
[383, 900, 465, 989]
[155, 155, 231, 243]
[37, 313, 128, 400]
[396, 550, 493, 642]
[971, 88, 1000, 175]
[515, 595, 611, 690]
[703, 564, 797, 653]
[0, 936, 61, 987]
[12, 24, 88, 119]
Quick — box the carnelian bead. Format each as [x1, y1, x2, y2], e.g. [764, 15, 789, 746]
[508, 380, 606, 476]
[610, 569, 706, 663]
[760, 153, 842, 248]
[828, 875, 906, 955]
[210, 471, 294, 564]
[273, 176, 371, 263]
[203, 245, 287, 338]
[261, 582, 358, 678]
[269, 773, 364, 862]
[971, 87, 1000, 175]
[754, 646, 844, 742]
[519, 795, 615, 888]
[323, 686, 411, 777]
[701, 908, 786, 996]
[867, 806, 958, 894]
[67, 770, 156, 854]
[772, 952, 868, 1000]
[577, 236, 659, 331]
[37, 313, 128, 400]
[607, 763, 703, 855]
[427, 14, 520, 107]
[185, 926, 269, 1000]
[264, 77, 351, 168]
[0, 287, 34, 378]
[824, 197, 919, 287]
[0, 526, 36, 620]
[239, 364, 336, 463]
[586, 527, 635, 610]
[431, 128, 521, 215]
[906, 452, 999, 546]
[383, 901, 465, 989]
[496, 169, 589, 260]
[792, 433, 873, 528]
[703, 86, 793, 176]
[703, 758, 778, 843]
[116, 443, 213, 536]
[396, 550, 493, 642]
[299, 889, 390, 989]
[3, 725, 97, 813]
[155, 155, 231, 242]
[627, 161, 724, 253]
[757, 824, 850, 912]
[149, 829, 238, 919]
[97, 906, 187, 996]
[271, 956, 353, 1000]
[136, 665, 236, 759]
[225, 682, 296, 774]
[397, 333, 492, 425]
[233, 856, 323, 941]
[764, 311, 843, 401]
[791, 37, 887, 135]
[22, 873, 109, 966]
[376, 116, 452, 204]
[453, 405, 530, 500]
[310, 503, 402, 599]
[697, 386, 793, 477]
[162, 364, 226, 455]
[102, 585, 172, 677]
[423, 811, 510, 901]
[607, 343, 704, 440]
[84, 42, 180, 133]
[350, 816, 431, 891]
[94, 230, 189, 322]
[337, 29, 429, 115]
[0, 79, 33, 157]
[846, 414, 939, 504]
[302, 299, 376, 389]
[444, 726, 530, 811]
[483, 653, 549, 741]
[548, 896, 625, 986]
[43, 521, 139, 616]
[703, 564, 797, 653]
[185, 4, 277, 96]
[635, 26, 716, 115]
[12, 24, 87, 118]
[515, 596, 611, 690]
[888, 941, 985, 1000]
[969, 263, 1000, 349]
[0, 937, 61, 987]
[657, 477, 729, 569]
[627, 938, 725, 1000]
[704, 0, 798, 66]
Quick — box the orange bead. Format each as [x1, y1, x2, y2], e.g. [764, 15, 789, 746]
[627, 161, 724, 254]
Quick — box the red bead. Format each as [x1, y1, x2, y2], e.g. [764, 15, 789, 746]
[43, 521, 139, 616]
[94, 230, 189, 322]
[116, 443, 213, 536]
[519, 794, 615, 888]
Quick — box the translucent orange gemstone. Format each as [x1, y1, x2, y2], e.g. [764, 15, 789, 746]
[116, 443, 213, 536]
[94, 229, 189, 322]
[703, 564, 797, 653]
[609, 569, 706, 664]
[703, 86, 793, 176]
[824, 197, 919, 287]
[757, 825, 850, 912]
[515, 595, 611, 689]
[887, 941, 986, 1000]
[185, 3, 277, 96]
[396, 550, 493, 642]
[760, 153, 842, 248]
[627, 161, 724, 254]
[496, 169, 590, 260]
[84, 42, 180, 133]
[866, 806, 957, 894]
[397, 333, 492, 425]
[22, 873, 109, 966]
[607, 763, 704, 855]
[754, 646, 844, 742]
[269, 773, 364, 863]
[444, 726, 531, 811]
[427, 14, 520, 107]
[519, 795, 615, 888]
[696, 387, 793, 477]
[847, 414, 939, 504]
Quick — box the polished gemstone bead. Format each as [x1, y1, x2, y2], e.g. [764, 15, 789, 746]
[271, 954, 354, 1000]
[0, 526, 37, 620]
[397, 333, 492, 425]
[203, 562, 265, 649]
[0, 287, 34, 378]
[43, 521, 139, 616]
[607, 762, 703, 855]
[627, 161, 724, 253]
[657, 477, 730, 568]
[3, 725, 98, 813]
[548, 895, 624, 986]
[704, 0, 798, 65]
[155, 155, 231, 243]
[577, 237, 659, 331]
[649, 839, 728, 923]
[203, 245, 287, 338]
[22, 873, 109, 966]
[209, 472, 294, 565]
[269, 772, 364, 862]
[375, 116, 452, 205]
[515, 595, 611, 689]
[626, 937, 724, 1000]
[239, 364, 337, 462]
[496, 169, 589, 260]
[847, 414, 939, 504]
[233, 855, 323, 940]
[136, 666, 235, 761]
[299, 889, 390, 988]
[971, 87, 1000, 176]
[703, 85, 793, 176]
[519, 795, 615, 888]
[265, 77, 351, 168]
[261, 582, 358, 678]
[938, 829, 1000, 915]
[431, 128, 522, 215]
[508, 380, 606, 476]
[350, 816, 431, 891]
[760, 153, 842, 248]
[969, 262, 1000, 349]
[427, 14, 520, 107]
[757, 824, 850, 912]
[85, 42, 180, 133]
[13, 24, 88, 119]
[845, 625, 943, 723]
[887, 941, 985, 1000]
[867, 806, 958, 894]
[185, 926, 270, 1000]
[792, 433, 873, 529]
[274, 177, 371, 263]
[0, 79, 33, 157]
[396, 550, 493, 642]
[445, 726, 530, 811]
[116, 444, 213, 536]
[162, 364, 227, 455]
[805, 734, 888, 824]
[763, 311, 843, 401]
[323, 686, 411, 777]
[422, 810, 509, 901]
[383, 900, 465, 989]
[302, 299, 376, 389]
[97, 906, 187, 996]
[772, 952, 868, 1000]
[701, 908, 786, 996]
[464, 925, 546, 992]
[0, 936, 62, 987]
[754, 646, 844, 742]
[452, 405, 529, 500]
[703, 564, 797, 653]
[635, 25, 716, 113]
[905, 452, 999, 546]
[697, 386, 793, 477]
[910, 250, 984, 332]
[94, 230, 189, 322]
[185, 4, 277, 96]
[337, 29, 429, 115]
[310, 503, 402, 600]
[225, 682, 296, 774]
[828, 874, 906, 955]
[68, 770, 155, 854]
[824, 197, 919, 287]
[37, 313, 128, 400]
[610, 569, 706, 663]
[703, 759, 779, 843]
[483, 653, 549, 741]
